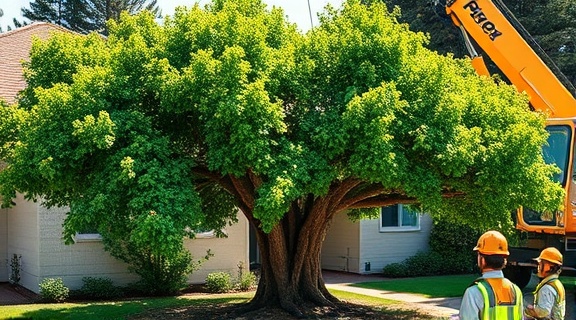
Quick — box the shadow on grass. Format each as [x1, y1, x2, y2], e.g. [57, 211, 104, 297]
[8, 296, 251, 320]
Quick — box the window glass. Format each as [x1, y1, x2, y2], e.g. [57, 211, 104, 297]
[381, 205, 399, 227]
[380, 204, 421, 232]
[543, 125, 571, 186]
[523, 125, 570, 226]
[402, 206, 418, 227]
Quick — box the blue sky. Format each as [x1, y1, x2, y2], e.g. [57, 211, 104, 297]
[1, 0, 343, 32]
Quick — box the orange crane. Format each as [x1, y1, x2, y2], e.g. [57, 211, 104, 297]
[444, 0, 576, 287]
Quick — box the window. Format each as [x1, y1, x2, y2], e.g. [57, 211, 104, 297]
[195, 230, 216, 239]
[379, 204, 420, 232]
[184, 226, 219, 239]
[74, 227, 102, 242]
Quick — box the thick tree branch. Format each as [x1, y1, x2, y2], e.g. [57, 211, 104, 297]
[229, 175, 256, 212]
[344, 191, 466, 210]
[336, 182, 388, 210]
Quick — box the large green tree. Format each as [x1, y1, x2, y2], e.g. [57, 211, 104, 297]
[0, 0, 563, 316]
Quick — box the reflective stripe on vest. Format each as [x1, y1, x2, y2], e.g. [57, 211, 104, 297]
[533, 277, 565, 320]
[476, 279, 523, 320]
[534, 277, 565, 306]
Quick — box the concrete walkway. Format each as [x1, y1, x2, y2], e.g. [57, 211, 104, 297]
[323, 270, 460, 318]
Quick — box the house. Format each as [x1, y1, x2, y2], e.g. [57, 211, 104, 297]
[0, 22, 249, 293]
[321, 204, 433, 274]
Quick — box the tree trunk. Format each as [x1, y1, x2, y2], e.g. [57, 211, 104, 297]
[221, 175, 401, 317]
[243, 200, 341, 318]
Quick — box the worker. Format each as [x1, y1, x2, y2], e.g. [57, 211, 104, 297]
[458, 230, 523, 320]
[524, 247, 565, 320]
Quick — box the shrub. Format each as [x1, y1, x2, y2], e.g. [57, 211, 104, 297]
[382, 218, 480, 277]
[234, 261, 257, 291]
[205, 272, 233, 293]
[382, 251, 443, 277]
[136, 250, 192, 295]
[236, 271, 257, 291]
[429, 218, 482, 274]
[382, 262, 406, 278]
[39, 278, 69, 302]
[8, 254, 22, 285]
[78, 277, 122, 300]
[429, 218, 482, 258]
[125, 249, 212, 296]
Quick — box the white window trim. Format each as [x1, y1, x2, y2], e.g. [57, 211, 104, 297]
[194, 230, 216, 239]
[379, 204, 421, 232]
[74, 233, 102, 242]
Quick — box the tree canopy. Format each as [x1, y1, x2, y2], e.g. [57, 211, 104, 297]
[0, 0, 563, 316]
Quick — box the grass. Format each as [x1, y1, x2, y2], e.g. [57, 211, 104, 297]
[0, 291, 403, 320]
[329, 288, 400, 306]
[351, 274, 478, 298]
[0, 293, 253, 320]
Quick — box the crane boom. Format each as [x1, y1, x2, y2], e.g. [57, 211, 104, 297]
[446, 0, 576, 117]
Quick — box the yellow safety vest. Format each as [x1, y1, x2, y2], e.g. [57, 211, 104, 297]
[533, 276, 565, 320]
[474, 278, 523, 320]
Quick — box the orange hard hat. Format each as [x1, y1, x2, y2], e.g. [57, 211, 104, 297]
[534, 247, 563, 265]
[473, 230, 509, 256]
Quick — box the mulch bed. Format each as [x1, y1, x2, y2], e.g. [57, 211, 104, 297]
[0, 282, 39, 305]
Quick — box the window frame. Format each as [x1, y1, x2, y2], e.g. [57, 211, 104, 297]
[74, 232, 102, 242]
[379, 204, 421, 232]
[194, 230, 216, 239]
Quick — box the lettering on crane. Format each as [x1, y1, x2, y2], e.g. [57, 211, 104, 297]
[463, 1, 503, 41]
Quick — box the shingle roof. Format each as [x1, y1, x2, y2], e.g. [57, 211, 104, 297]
[0, 22, 69, 104]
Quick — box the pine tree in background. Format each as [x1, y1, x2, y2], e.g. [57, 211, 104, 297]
[63, 0, 96, 33]
[89, 0, 161, 34]
[18, 0, 160, 34]
[13, 18, 29, 30]
[21, 0, 66, 26]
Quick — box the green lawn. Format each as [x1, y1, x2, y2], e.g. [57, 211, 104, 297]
[351, 274, 478, 298]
